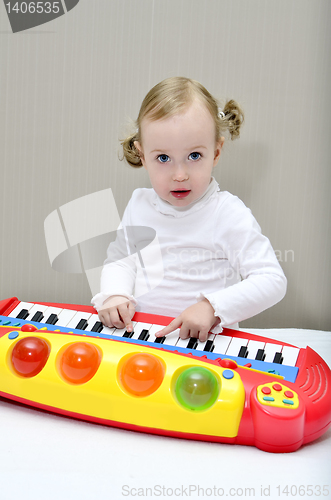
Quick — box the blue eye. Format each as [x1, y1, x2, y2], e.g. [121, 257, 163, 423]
[189, 152, 201, 161]
[157, 154, 170, 163]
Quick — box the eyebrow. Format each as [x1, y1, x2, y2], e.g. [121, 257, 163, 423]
[150, 146, 208, 153]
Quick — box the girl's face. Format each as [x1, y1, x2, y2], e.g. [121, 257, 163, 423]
[135, 99, 224, 207]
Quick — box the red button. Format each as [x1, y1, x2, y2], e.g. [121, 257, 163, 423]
[261, 386, 271, 395]
[284, 390, 294, 398]
[21, 324, 38, 332]
[272, 383, 282, 391]
[220, 359, 237, 369]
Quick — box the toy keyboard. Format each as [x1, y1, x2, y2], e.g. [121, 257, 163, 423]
[0, 297, 330, 453]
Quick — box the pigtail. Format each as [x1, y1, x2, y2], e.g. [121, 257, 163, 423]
[120, 132, 143, 168]
[222, 100, 244, 140]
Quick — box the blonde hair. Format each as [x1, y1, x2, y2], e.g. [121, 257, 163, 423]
[121, 76, 244, 168]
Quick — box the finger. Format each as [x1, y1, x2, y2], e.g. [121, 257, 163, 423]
[118, 304, 134, 332]
[155, 317, 182, 337]
[198, 330, 210, 343]
[179, 325, 191, 340]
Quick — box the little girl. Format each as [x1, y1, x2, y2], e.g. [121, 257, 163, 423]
[91, 77, 287, 341]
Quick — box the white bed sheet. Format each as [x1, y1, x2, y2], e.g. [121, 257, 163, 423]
[0, 328, 330, 500]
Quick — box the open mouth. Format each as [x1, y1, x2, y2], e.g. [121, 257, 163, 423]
[171, 190, 191, 199]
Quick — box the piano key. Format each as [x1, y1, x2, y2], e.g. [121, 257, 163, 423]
[56, 309, 79, 327]
[238, 346, 248, 358]
[255, 349, 266, 361]
[26, 303, 50, 320]
[91, 321, 104, 333]
[9, 302, 35, 318]
[66, 311, 92, 329]
[245, 340, 265, 360]
[45, 313, 59, 325]
[112, 322, 137, 337]
[203, 339, 215, 352]
[195, 334, 216, 352]
[30, 311, 44, 322]
[176, 337, 196, 349]
[123, 330, 134, 338]
[138, 329, 150, 341]
[154, 336, 165, 344]
[129, 322, 152, 341]
[273, 352, 283, 364]
[186, 337, 199, 350]
[225, 337, 248, 357]
[264, 343, 282, 363]
[147, 324, 169, 343]
[213, 335, 232, 355]
[75, 319, 89, 330]
[40, 306, 63, 324]
[16, 309, 29, 320]
[164, 329, 181, 346]
[281, 346, 300, 367]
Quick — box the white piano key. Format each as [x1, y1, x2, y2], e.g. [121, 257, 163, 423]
[66, 311, 93, 329]
[246, 340, 265, 360]
[264, 343, 282, 363]
[212, 334, 232, 355]
[225, 337, 249, 357]
[195, 334, 216, 351]
[176, 337, 192, 349]
[56, 309, 79, 328]
[40, 306, 63, 324]
[281, 345, 300, 367]
[111, 323, 137, 337]
[25, 303, 50, 321]
[145, 324, 165, 343]
[85, 314, 102, 332]
[163, 329, 181, 346]
[131, 322, 153, 340]
[9, 302, 35, 318]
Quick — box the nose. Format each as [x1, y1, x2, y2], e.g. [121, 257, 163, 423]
[172, 163, 189, 181]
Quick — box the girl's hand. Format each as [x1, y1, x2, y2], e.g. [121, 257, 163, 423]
[155, 299, 219, 342]
[98, 295, 135, 332]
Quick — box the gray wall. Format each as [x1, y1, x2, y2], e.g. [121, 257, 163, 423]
[1, 0, 330, 330]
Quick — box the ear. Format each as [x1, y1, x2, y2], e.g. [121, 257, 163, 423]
[213, 137, 225, 167]
[133, 141, 146, 168]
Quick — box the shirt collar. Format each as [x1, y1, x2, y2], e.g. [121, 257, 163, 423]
[151, 177, 220, 218]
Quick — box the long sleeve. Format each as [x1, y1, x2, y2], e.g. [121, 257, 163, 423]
[198, 195, 287, 327]
[91, 199, 137, 311]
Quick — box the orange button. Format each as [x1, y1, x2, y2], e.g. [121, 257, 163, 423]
[272, 383, 282, 391]
[261, 386, 271, 395]
[284, 390, 294, 398]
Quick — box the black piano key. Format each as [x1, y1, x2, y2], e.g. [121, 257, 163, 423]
[255, 349, 266, 361]
[91, 321, 104, 333]
[30, 311, 44, 323]
[123, 330, 134, 338]
[75, 319, 88, 330]
[45, 313, 58, 325]
[138, 329, 150, 341]
[154, 336, 165, 344]
[16, 309, 29, 320]
[186, 337, 198, 350]
[238, 346, 248, 358]
[273, 352, 283, 364]
[203, 340, 215, 352]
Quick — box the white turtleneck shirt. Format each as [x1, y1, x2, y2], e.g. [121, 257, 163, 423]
[91, 178, 287, 329]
